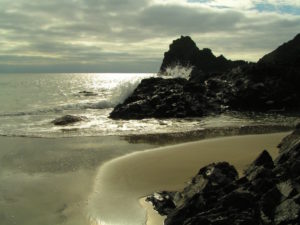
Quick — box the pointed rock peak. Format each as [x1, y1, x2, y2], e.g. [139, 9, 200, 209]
[202, 48, 212, 53]
[169, 36, 198, 51]
[252, 150, 274, 168]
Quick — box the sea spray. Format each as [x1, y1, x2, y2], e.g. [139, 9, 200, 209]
[159, 63, 193, 79]
[110, 74, 155, 105]
[0, 73, 155, 116]
[0, 73, 299, 138]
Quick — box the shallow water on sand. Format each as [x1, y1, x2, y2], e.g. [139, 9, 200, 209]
[0, 73, 299, 225]
[0, 136, 157, 225]
[87, 133, 289, 225]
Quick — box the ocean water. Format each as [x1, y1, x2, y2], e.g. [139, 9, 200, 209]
[0, 73, 299, 225]
[0, 73, 299, 138]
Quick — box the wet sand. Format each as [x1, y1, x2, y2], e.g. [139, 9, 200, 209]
[88, 132, 289, 225]
[0, 136, 157, 225]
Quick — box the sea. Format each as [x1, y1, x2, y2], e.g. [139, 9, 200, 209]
[0, 73, 299, 225]
[0, 73, 299, 138]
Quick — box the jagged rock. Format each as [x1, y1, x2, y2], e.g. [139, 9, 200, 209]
[225, 62, 300, 111]
[146, 191, 176, 215]
[51, 115, 85, 126]
[110, 33, 300, 119]
[159, 36, 247, 74]
[278, 123, 300, 153]
[244, 150, 274, 179]
[258, 33, 300, 67]
[110, 77, 213, 119]
[147, 129, 300, 225]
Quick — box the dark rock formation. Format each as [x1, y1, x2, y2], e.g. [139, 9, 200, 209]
[78, 91, 98, 96]
[110, 77, 217, 119]
[51, 115, 85, 126]
[160, 36, 248, 74]
[146, 128, 300, 225]
[278, 124, 300, 153]
[110, 33, 300, 119]
[258, 33, 300, 67]
[225, 64, 300, 111]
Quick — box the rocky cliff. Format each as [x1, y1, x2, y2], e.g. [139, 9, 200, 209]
[159, 36, 247, 74]
[110, 34, 300, 119]
[146, 127, 300, 225]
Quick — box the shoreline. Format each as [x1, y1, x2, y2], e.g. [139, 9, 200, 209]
[87, 132, 290, 225]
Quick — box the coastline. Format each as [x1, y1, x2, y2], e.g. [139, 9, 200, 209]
[0, 135, 158, 225]
[87, 132, 289, 225]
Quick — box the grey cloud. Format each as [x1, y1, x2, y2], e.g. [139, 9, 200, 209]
[139, 5, 243, 35]
[0, 0, 299, 72]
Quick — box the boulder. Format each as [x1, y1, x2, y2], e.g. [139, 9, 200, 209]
[147, 129, 300, 225]
[51, 115, 85, 126]
[78, 91, 98, 96]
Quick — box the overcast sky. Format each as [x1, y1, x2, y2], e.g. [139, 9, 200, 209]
[0, 0, 299, 73]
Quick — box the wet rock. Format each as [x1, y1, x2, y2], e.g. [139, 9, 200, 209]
[110, 33, 300, 119]
[78, 91, 98, 96]
[244, 150, 274, 178]
[146, 191, 176, 215]
[147, 129, 300, 225]
[278, 123, 300, 153]
[110, 77, 212, 119]
[51, 115, 85, 126]
[260, 187, 282, 220]
[274, 198, 300, 225]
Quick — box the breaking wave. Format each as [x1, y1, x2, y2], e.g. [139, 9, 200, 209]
[0, 76, 145, 117]
[159, 63, 193, 79]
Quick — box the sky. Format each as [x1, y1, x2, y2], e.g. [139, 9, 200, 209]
[0, 0, 299, 73]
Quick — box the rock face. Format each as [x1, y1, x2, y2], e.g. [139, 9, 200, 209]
[109, 77, 224, 119]
[258, 33, 300, 66]
[225, 65, 300, 111]
[160, 36, 247, 74]
[146, 129, 300, 225]
[51, 115, 85, 126]
[110, 33, 300, 119]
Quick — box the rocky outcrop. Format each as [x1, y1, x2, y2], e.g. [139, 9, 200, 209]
[160, 36, 247, 74]
[51, 115, 85, 126]
[146, 129, 300, 225]
[224, 63, 300, 111]
[109, 77, 226, 119]
[110, 33, 300, 119]
[258, 33, 300, 67]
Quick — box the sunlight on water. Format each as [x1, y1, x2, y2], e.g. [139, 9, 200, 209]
[0, 73, 299, 225]
[0, 73, 299, 138]
[0, 136, 156, 225]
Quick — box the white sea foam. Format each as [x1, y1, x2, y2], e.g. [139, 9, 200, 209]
[0, 74, 152, 117]
[159, 63, 193, 79]
[0, 73, 298, 138]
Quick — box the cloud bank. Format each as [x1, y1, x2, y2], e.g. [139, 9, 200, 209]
[0, 0, 299, 72]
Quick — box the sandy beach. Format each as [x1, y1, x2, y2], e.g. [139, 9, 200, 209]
[87, 132, 289, 225]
